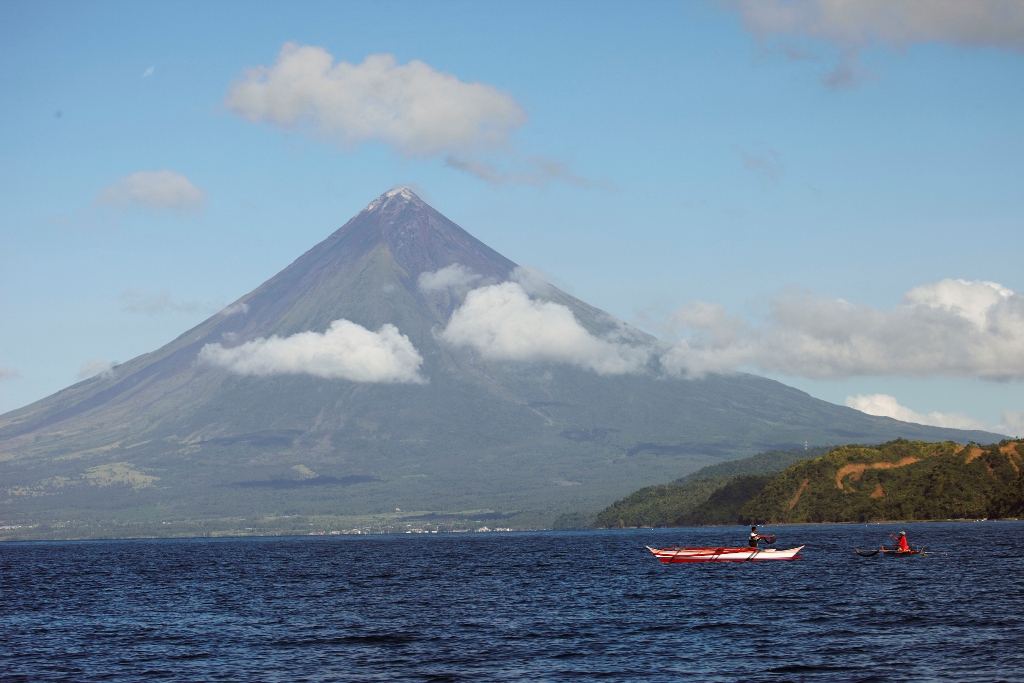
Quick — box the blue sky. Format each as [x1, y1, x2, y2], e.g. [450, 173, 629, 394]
[2, 0, 1023, 434]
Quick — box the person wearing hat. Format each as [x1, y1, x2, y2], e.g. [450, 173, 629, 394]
[890, 531, 911, 552]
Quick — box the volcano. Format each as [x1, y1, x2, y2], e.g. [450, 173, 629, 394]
[0, 189, 1000, 533]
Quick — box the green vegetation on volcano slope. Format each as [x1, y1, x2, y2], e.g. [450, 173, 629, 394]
[592, 446, 829, 528]
[740, 439, 1024, 523]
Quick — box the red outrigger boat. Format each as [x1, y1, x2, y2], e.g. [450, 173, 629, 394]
[647, 545, 805, 563]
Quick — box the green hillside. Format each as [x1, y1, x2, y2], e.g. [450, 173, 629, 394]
[595, 440, 1024, 528]
[685, 475, 775, 526]
[592, 446, 829, 527]
[741, 439, 1024, 523]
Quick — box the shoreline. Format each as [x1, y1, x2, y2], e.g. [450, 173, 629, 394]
[3, 516, 1022, 543]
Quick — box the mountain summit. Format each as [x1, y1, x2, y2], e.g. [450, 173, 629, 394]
[0, 189, 1001, 532]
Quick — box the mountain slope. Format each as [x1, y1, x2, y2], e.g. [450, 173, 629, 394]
[0, 189, 1004, 533]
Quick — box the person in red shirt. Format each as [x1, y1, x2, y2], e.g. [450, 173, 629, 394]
[890, 531, 910, 552]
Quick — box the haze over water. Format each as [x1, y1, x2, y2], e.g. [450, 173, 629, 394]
[3, 521, 1022, 682]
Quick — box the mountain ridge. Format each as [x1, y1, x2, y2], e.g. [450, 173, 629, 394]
[0, 189, 1005, 533]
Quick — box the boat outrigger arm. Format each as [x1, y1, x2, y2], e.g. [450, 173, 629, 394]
[647, 545, 804, 563]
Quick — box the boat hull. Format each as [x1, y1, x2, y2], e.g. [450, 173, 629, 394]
[647, 545, 804, 563]
[855, 547, 925, 557]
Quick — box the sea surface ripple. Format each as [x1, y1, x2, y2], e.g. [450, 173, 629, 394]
[2, 521, 1023, 682]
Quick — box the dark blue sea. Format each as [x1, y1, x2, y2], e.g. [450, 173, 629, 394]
[2, 521, 1023, 682]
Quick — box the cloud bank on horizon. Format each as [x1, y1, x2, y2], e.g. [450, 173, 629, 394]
[662, 279, 1024, 382]
[846, 393, 1023, 437]
[200, 319, 426, 384]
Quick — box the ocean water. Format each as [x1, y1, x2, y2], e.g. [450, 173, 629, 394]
[2, 521, 1023, 682]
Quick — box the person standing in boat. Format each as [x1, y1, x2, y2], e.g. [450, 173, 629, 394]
[890, 531, 910, 552]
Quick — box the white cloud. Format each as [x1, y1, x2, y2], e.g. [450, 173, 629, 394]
[509, 266, 554, 297]
[440, 282, 649, 375]
[662, 279, 1024, 381]
[97, 170, 205, 213]
[418, 265, 482, 294]
[142, 66, 154, 78]
[999, 410, 1024, 437]
[0, 366, 19, 381]
[199, 319, 426, 384]
[847, 393, 1023, 437]
[734, 0, 1024, 51]
[224, 44, 527, 158]
[444, 154, 598, 188]
[732, 0, 1024, 88]
[905, 278, 1012, 327]
[121, 291, 247, 316]
[220, 302, 249, 317]
[77, 360, 116, 380]
[120, 289, 208, 315]
[846, 393, 991, 431]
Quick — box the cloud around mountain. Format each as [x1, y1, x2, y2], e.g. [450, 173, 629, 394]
[418, 264, 484, 294]
[77, 359, 116, 380]
[440, 281, 650, 375]
[199, 266, 1024, 388]
[224, 44, 526, 158]
[846, 393, 1023, 437]
[199, 319, 426, 384]
[662, 279, 1024, 381]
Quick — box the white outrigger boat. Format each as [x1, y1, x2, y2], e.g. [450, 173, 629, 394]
[647, 545, 804, 563]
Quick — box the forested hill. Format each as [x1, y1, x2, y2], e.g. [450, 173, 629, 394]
[742, 440, 1024, 523]
[593, 440, 1024, 528]
[592, 446, 830, 528]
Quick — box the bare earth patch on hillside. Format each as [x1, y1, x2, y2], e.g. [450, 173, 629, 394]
[789, 478, 810, 509]
[835, 457, 919, 491]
